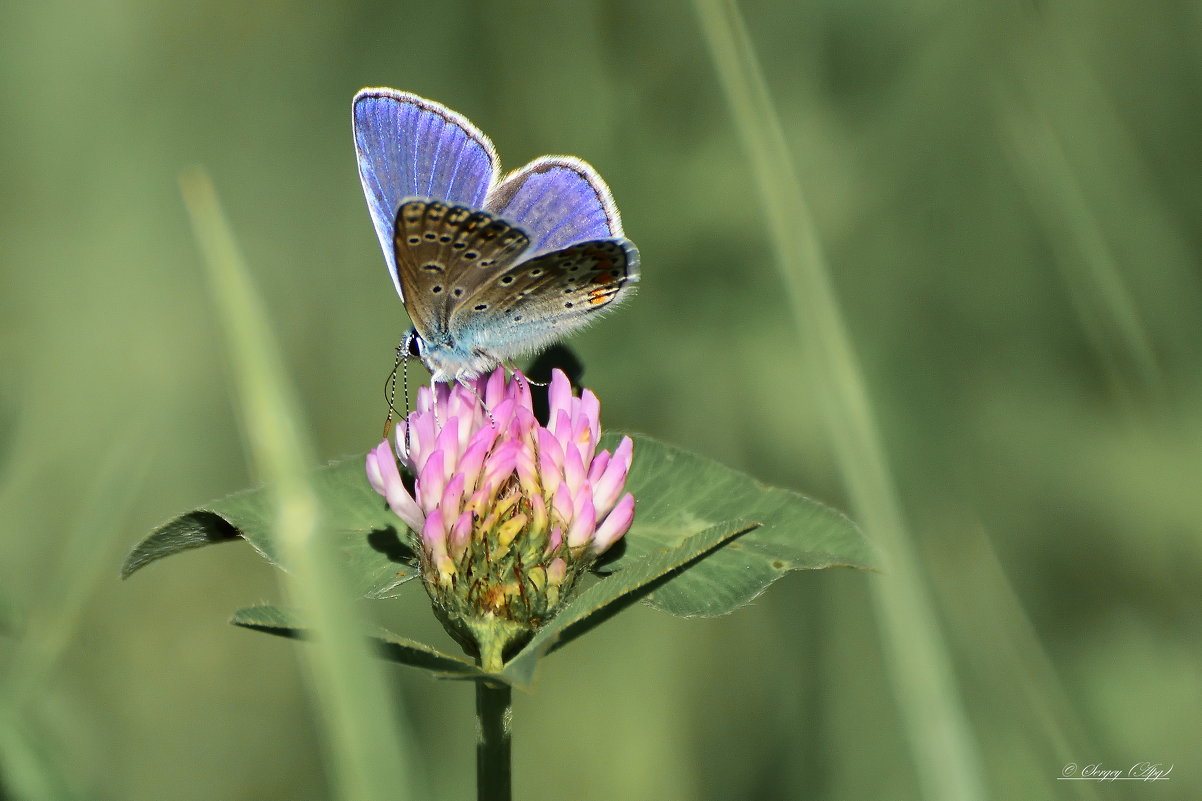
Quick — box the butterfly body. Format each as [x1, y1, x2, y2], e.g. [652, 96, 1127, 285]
[354, 88, 639, 381]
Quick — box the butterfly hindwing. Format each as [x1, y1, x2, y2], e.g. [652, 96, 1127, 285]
[486, 156, 622, 257]
[448, 238, 639, 361]
[354, 89, 499, 299]
[393, 200, 531, 340]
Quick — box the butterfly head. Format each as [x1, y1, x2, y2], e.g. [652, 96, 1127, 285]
[410, 329, 501, 383]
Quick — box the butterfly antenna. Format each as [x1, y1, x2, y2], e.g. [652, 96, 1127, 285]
[383, 350, 402, 439]
[384, 331, 416, 456]
[400, 331, 416, 456]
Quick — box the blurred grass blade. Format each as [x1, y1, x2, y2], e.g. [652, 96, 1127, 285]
[179, 168, 423, 801]
[0, 721, 81, 801]
[1000, 102, 1163, 402]
[692, 3, 987, 800]
[0, 439, 150, 801]
[3, 440, 149, 708]
[932, 526, 1105, 801]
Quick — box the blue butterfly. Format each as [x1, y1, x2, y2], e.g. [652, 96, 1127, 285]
[353, 88, 640, 383]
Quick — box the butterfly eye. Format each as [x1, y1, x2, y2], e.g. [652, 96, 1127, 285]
[529, 268, 543, 277]
[565, 302, 574, 308]
[432, 285, 443, 294]
[499, 276, 514, 285]
[473, 303, 488, 311]
[422, 263, 443, 272]
[452, 288, 464, 297]
[406, 236, 421, 245]
[464, 251, 479, 260]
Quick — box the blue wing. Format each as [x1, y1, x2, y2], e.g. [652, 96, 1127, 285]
[353, 88, 499, 299]
[485, 156, 622, 258]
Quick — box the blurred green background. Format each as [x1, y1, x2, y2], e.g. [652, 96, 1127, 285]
[2, 0, 1199, 798]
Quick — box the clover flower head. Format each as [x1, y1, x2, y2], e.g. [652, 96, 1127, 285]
[366, 367, 634, 665]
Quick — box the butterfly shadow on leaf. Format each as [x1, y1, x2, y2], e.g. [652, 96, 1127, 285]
[366, 524, 418, 567]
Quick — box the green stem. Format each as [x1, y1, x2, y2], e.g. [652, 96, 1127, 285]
[475, 680, 512, 801]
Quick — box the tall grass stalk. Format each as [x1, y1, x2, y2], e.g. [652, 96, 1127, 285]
[0, 442, 148, 800]
[931, 526, 1105, 801]
[692, 2, 987, 799]
[180, 169, 422, 801]
[1007, 6, 1201, 386]
[1000, 104, 1163, 402]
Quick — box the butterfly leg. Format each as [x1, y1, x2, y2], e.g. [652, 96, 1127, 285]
[456, 376, 498, 429]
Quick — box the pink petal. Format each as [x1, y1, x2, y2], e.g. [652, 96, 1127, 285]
[552, 409, 572, 447]
[552, 481, 574, 526]
[611, 435, 634, 473]
[546, 526, 564, 553]
[478, 442, 518, 497]
[464, 416, 503, 456]
[439, 473, 466, 518]
[415, 384, 434, 415]
[592, 493, 635, 552]
[485, 366, 507, 409]
[422, 507, 447, 549]
[490, 398, 517, 432]
[515, 442, 539, 494]
[391, 420, 411, 463]
[579, 389, 601, 447]
[457, 441, 492, 493]
[563, 441, 586, 497]
[547, 369, 572, 427]
[433, 416, 461, 474]
[592, 452, 629, 518]
[365, 441, 391, 496]
[566, 495, 596, 548]
[449, 510, 474, 558]
[416, 450, 446, 511]
[433, 380, 451, 410]
[366, 443, 424, 533]
[513, 371, 533, 409]
[536, 429, 564, 497]
[410, 413, 438, 474]
[587, 451, 611, 484]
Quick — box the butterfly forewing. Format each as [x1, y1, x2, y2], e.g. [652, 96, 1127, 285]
[448, 238, 639, 361]
[354, 89, 499, 300]
[393, 200, 532, 340]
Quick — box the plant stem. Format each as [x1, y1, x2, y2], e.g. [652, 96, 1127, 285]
[475, 679, 512, 801]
